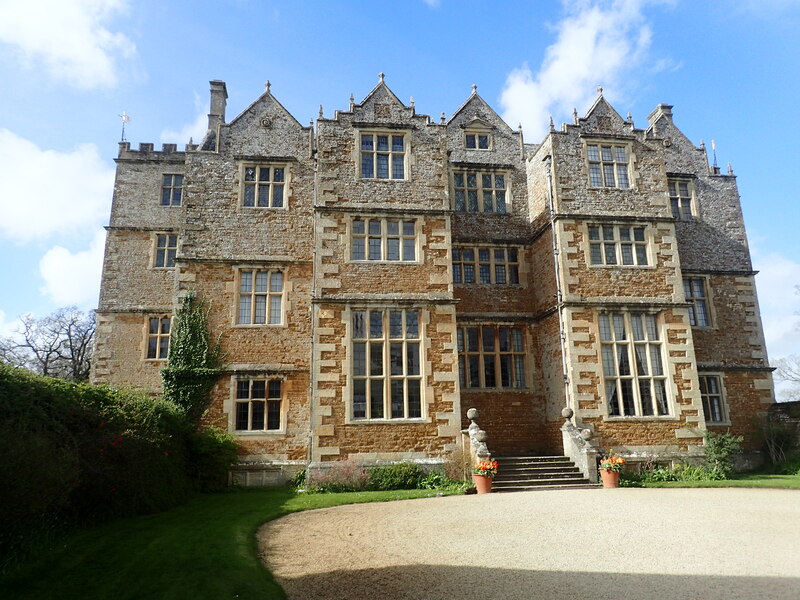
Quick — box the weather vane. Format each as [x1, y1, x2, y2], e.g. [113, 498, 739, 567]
[118, 112, 131, 142]
[711, 139, 718, 169]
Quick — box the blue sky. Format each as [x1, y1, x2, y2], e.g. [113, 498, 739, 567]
[1, 0, 799, 383]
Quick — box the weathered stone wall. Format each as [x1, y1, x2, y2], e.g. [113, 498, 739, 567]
[93, 311, 167, 391]
[705, 370, 774, 450]
[93, 80, 775, 474]
[311, 302, 461, 462]
[692, 274, 769, 367]
[203, 372, 311, 462]
[532, 312, 567, 453]
[565, 307, 705, 453]
[559, 220, 682, 302]
[110, 143, 187, 228]
[648, 105, 752, 271]
[98, 229, 176, 309]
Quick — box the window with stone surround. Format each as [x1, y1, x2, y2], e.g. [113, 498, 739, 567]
[587, 224, 649, 266]
[152, 233, 178, 268]
[465, 131, 491, 150]
[669, 179, 693, 220]
[684, 277, 711, 327]
[699, 374, 726, 424]
[457, 325, 526, 389]
[586, 143, 630, 188]
[351, 309, 422, 420]
[452, 170, 507, 213]
[236, 269, 284, 325]
[242, 165, 287, 208]
[234, 378, 283, 431]
[145, 316, 170, 360]
[161, 174, 183, 206]
[360, 132, 406, 179]
[600, 312, 669, 417]
[351, 217, 416, 262]
[452, 246, 519, 284]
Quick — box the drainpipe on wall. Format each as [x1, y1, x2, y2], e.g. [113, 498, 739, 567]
[307, 119, 319, 470]
[544, 154, 572, 416]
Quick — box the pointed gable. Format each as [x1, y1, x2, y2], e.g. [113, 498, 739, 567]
[646, 104, 708, 175]
[223, 83, 310, 158]
[445, 87, 521, 163]
[352, 74, 415, 124]
[580, 90, 632, 137]
[447, 89, 516, 135]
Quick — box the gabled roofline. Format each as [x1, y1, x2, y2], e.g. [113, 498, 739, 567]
[446, 85, 517, 136]
[227, 82, 309, 130]
[356, 73, 406, 109]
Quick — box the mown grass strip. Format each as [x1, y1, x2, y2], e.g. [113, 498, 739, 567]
[1, 487, 447, 600]
[641, 473, 800, 489]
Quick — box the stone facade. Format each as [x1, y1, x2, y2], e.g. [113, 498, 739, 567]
[93, 77, 775, 479]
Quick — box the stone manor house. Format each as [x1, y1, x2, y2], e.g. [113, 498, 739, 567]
[92, 76, 775, 482]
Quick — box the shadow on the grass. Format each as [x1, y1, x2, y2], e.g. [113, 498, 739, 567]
[278, 564, 799, 600]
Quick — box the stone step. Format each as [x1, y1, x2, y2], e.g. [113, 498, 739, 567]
[488, 454, 594, 494]
[497, 455, 570, 462]
[494, 475, 590, 486]
[494, 472, 582, 483]
[494, 483, 599, 493]
[497, 465, 580, 474]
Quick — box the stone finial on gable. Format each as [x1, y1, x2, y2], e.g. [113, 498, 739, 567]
[440, 112, 446, 124]
[265, 80, 271, 94]
[728, 162, 734, 175]
[319, 105, 323, 119]
[472, 83, 477, 94]
[597, 85, 603, 96]
[573, 108, 579, 125]
[379, 72, 385, 83]
[549, 115, 555, 132]
[349, 93, 354, 111]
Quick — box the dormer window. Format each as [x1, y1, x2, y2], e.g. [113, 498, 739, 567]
[465, 133, 490, 150]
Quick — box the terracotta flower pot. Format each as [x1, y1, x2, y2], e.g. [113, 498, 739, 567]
[600, 469, 620, 488]
[472, 474, 493, 494]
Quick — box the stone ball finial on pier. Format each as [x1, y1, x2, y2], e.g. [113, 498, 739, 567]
[561, 407, 574, 421]
[467, 408, 478, 421]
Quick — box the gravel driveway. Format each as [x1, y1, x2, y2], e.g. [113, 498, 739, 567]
[259, 488, 800, 600]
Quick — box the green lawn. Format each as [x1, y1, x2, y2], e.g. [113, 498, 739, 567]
[641, 473, 800, 489]
[1, 487, 448, 600]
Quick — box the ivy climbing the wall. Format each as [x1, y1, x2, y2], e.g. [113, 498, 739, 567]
[161, 292, 223, 425]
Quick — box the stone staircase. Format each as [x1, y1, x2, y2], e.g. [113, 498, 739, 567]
[492, 455, 596, 492]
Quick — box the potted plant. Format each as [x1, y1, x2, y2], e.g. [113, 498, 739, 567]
[472, 459, 499, 494]
[598, 452, 625, 488]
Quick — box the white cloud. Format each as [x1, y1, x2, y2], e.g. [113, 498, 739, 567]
[0, 129, 114, 244]
[0, 309, 23, 339]
[500, 0, 657, 141]
[752, 248, 800, 362]
[160, 91, 208, 145]
[0, 0, 135, 89]
[38, 228, 106, 308]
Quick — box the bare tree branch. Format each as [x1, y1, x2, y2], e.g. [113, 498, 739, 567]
[0, 307, 95, 381]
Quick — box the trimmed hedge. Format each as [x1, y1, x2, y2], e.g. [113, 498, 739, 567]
[0, 364, 237, 565]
